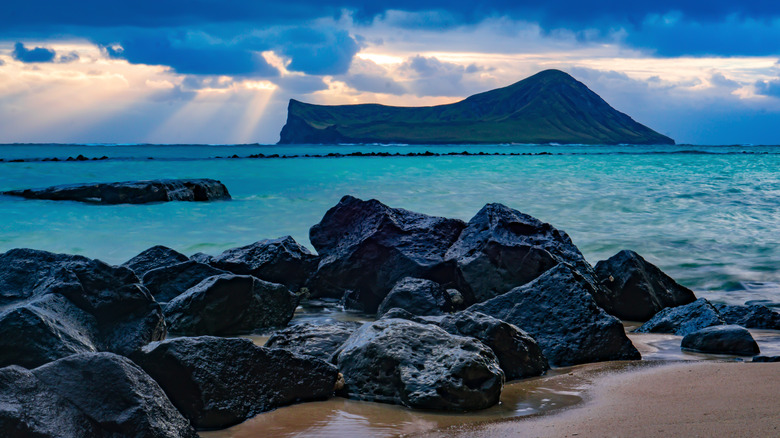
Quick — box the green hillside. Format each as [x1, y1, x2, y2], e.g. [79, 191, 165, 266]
[278, 69, 674, 145]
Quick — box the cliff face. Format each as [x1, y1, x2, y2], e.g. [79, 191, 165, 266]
[278, 69, 674, 145]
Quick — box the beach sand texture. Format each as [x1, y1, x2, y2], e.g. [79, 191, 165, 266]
[425, 361, 780, 438]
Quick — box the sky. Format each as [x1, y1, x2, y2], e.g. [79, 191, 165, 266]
[1, 1, 779, 145]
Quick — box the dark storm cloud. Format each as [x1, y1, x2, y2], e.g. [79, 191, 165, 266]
[274, 28, 359, 75]
[12, 42, 56, 63]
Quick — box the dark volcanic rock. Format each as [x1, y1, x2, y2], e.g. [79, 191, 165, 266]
[444, 203, 608, 307]
[713, 303, 780, 330]
[333, 318, 504, 411]
[131, 336, 339, 429]
[437, 311, 548, 380]
[308, 195, 466, 313]
[595, 250, 696, 321]
[376, 277, 453, 318]
[142, 260, 227, 303]
[210, 236, 318, 291]
[0, 248, 165, 368]
[635, 298, 726, 336]
[752, 355, 780, 362]
[189, 252, 215, 264]
[265, 321, 363, 361]
[469, 264, 640, 366]
[3, 178, 231, 204]
[681, 325, 760, 356]
[163, 274, 299, 335]
[122, 245, 189, 277]
[0, 352, 196, 438]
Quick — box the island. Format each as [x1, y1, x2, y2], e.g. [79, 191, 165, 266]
[278, 69, 674, 145]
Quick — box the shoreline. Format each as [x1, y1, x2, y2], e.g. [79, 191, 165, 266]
[421, 361, 780, 438]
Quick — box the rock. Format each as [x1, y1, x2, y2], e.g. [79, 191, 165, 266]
[437, 311, 549, 380]
[163, 274, 299, 335]
[189, 252, 214, 264]
[142, 260, 227, 303]
[0, 248, 165, 368]
[469, 264, 640, 366]
[681, 325, 760, 356]
[308, 195, 466, 313]
[131, 336, 339, 429]
[594, 250, 696, 321]
[3, 178, 231, 204]
[635, 298, 726, 336]
[265, 321, 363, 361]
[333, 318, 504, 411]
[210, 236, 318, 291]
[444, 203, 607, 306]
[376, 277, 453, 318]
[0, 352, 197, 437]
[713, 303, 780, 330]
[121, 245, 189, 277]
[752, 355, 780, 362]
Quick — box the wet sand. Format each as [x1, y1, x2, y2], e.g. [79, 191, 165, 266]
[424, 361, 780, 438]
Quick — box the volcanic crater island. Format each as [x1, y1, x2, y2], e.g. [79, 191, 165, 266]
[279, 69, 675, 145]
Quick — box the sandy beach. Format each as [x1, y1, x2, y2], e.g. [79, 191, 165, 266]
[423, 361, 780, 438]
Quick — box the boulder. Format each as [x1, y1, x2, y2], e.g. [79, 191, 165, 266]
[376, 277, 453, 318]
[163, 274, 299, 335]
[469, 264, 641, 366]
[681, 325, 760, 356]
[713, 303, 780, 330]
[594, 250, 696, 321]
[753, 356, 780, 362]
[437, 311, 549, 380]
[210, 236, 318, 291]
[0, 248, 165, 368]
[131, 336, 339, 429]
[142, 260, 227, 303]
[189, 252, 215, 264]
[444, 203, 606, 306]
[308, 195, 466, 313]
[3, 178, 231, 204]
[635, 298, 726, 336]
[265, 321, 363, 361]
[0, 352, 196, 437]
[333, 318, 504, 411]
[122, 245, 189, 277]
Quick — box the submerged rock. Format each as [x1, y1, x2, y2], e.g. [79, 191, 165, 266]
[0, 352, 196, 438]
[635, 298, 726, 336]
[3, 178, 231, 204]
[121, 245, 189, 277]
[469, 263, 640, 366]
[712, 303, 780, 330]
[595, 250, 696, 321]
[142, 260, 227, 303]
[0, 248, 165, 368]
[681, 325, 760, 356]
[265, 321, 363, 361]
[210, 236, 318, 291]
[131, 336, 339, 429]
[376, 277, 453, 318]
[445, 203, 603, 305]
[163, 274, 299, 335]
[333, 318, 504, 411]
[308, 195, 466, 312]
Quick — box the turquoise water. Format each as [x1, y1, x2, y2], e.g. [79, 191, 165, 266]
[1, 144, 778, 306]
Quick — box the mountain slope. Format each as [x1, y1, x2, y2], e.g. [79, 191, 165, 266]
[278, 69, 674, 145]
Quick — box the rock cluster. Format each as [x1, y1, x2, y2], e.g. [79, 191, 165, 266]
[3, 178, 231, 204]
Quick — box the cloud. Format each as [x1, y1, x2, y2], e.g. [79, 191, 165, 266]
[58, 51, 80, 63]
[12, 42, 55, 63]
[755, 79, 780, 98]
[106, 34, 279, 77]
[272, 75, 328, 94]
[275, 28, 360, 75]
[400, 55, 491, 96]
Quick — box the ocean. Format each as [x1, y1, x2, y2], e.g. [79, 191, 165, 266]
[1, 143, 778, 307]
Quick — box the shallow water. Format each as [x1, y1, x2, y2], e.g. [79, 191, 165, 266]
[1, 143, 778, 306]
